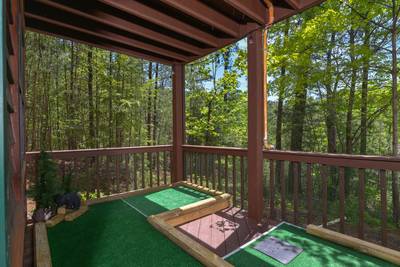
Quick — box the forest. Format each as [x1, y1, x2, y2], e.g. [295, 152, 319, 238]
[25, 0, 400, 159]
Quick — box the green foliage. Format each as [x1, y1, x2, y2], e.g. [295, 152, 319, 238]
[33, 151, 59, 209]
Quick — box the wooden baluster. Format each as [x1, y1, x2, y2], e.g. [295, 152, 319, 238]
[358, 168, 365, 239]
[199, 153, 203, 185]
[217, 155, 222, 191]
[95, 157, 100, 198]
[339, 166, 345, 233]
[293, 162, 299, 225]
[149, 153, 153, 187]
[321, 164, 328, 228]
[211, 154, 216, 189]
[205, 153, 209, 188]
[116, 156, 120, 193]
[194, 153, 198, 184]
[189, 153, 193, 183]
[232, 156, 237, 206]
[125, 154, 130, 191]
[380, 169, 387, 246]
[269, 160, 275, 219]
[306, 163, 313, 224]
[133, 154, 137, 190]
[157, 152, 160, 187]
[106, 156, 111, 194]
[163, 151, 167, 185]
[240, 156, 245, 209]
[141, 153, 145, 188]
[280, 161, 286, 221]
[225, 155, 228, 193]
[85, 157, 90, 200]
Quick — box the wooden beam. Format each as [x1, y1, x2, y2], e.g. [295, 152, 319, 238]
[160, 0, 239, 37]
[247, 28, 265, 222]
[223, 0, 267, 25]
[284, 0, 301, 9]
[35, 0, 204, 56]
[26, 22, 173, 65]
[172, 64, 185, 182]
[25, 12, 189, 62]
[34, 223, 52, 267]
[99, 0, 219, 47]
[307, 224, 400, 266]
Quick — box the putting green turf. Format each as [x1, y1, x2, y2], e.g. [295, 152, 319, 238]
[48, 186, 210, 267]
[225, 223, 396, 267]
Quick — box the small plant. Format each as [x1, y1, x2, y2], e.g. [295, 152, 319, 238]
[33, 151, 59, 210]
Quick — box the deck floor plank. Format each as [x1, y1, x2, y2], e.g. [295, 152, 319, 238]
[178, 207, 273, 257]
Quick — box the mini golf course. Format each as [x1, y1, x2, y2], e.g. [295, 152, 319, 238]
[224, 222, 397, 267]
[47, 186, 210, 267]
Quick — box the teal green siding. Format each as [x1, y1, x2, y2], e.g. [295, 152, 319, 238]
[0, 0, 8, 266]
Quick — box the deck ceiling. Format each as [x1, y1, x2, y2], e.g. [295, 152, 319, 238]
[24, 0, 324, 65]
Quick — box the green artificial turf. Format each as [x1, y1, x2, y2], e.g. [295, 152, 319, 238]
[123, 185, 210, 216]
[225, 223, 397, 267]
[48, 186, 210, 267]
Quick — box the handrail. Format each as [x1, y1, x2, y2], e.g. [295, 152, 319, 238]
[263, 150, 400, 171]
[182, 145, 247, 156]
[25, 145, 173, 161]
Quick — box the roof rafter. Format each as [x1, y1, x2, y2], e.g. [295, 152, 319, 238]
[99, 0, 220, 48]
[160, 0, 240, 38]
[26, 19, 174, 65]
[25, 11, 188, 62]
[36, 0, 204, 56]
[223, 0, 267, 25]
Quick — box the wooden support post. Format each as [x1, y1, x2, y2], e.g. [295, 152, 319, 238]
[172, 64, 185, 183]
[247, 29, 265, 222]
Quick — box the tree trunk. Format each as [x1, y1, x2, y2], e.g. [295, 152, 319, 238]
[108, 52, 113, 147]
[325, 33, 337, 154]
[146, 62, 153, 146]
[87, 48, 95, 148]
[152, 63, 159, 145]
[346, 29, 357, 155]
[391, 0, 399, 227]
[360, 30, 370, 155]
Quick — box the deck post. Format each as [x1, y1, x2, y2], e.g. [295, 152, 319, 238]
[247, 28, 265, 222]
[172, 63, 185, 183]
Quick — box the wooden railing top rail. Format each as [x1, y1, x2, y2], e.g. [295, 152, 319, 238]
[25, 145, 173, 161]
[182, 145, 247, 156]
[183, 145, 400, 171]
[264, 150, 400, 171]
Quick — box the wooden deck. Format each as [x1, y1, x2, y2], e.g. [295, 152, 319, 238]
[178, 207, 274, 257]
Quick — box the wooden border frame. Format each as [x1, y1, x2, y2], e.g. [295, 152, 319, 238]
[148, 181, 233, 267]
[34, 182, 232, 267]
[307, 224, 400, 265]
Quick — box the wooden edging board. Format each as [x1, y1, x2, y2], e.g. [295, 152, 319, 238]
[34, 222, 52, 267]
[148, 190, 233, 267]
[307, 224, 400, 265]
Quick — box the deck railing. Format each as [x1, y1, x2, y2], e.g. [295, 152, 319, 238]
[26, 145, 400, 249]
[183, 145, 400, 250]
[183, 145, 248, 208]
[264, 150, 400, 249]
[25, 145, 173, 199]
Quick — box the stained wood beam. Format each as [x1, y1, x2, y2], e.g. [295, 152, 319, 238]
[172, 64, 185, 182]
[247, 28, 265, 222]
[160, 0, 239, 38]
[99, 0, 219, 47]
[223, 0, 267, 25]
[25, 11, 188, 62]
[35, 0, 204, 56]
[26, 20, 174, 65]
[284, 0, 301, 9]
